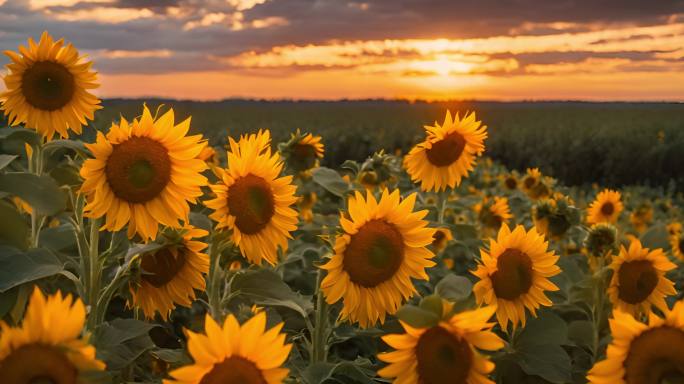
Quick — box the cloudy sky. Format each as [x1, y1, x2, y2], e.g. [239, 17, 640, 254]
[1, 0, 683, 100]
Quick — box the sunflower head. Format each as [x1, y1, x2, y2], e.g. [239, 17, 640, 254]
[667, 222, 682, 237]
[532, 195, 579, 240]
[472, 224, 560, 330]
[404, 110, 487, 192]
[0, 287, 105, 382]
[165, 311, 291, 384]
[279, 129, 324, 173]
[206, 129, 299, 266]
[80, 105, 208, 241]
[298, 191, 317, 223]
[670, 234, 684, 261]
[378, 305, 503, 384]
[501, 172, 519, 191]
[521, 168, 553, 200]
[587, 189, 623, 225]
[629, 203, 653, 233]
[475, 196, 513, 232]
[607, 239, 676, 317]
[431, 227, 453, 253]
[588, 300, 684, 384]
[585, 223, 618, 257]
[320, 189, 435, 328]
[1, 31, 100, 140]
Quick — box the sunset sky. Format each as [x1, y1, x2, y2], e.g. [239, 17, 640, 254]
[1, 0, 683, 101]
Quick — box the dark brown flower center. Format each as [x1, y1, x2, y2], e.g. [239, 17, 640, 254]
[199, 356, 267, 384]
[618, 260, 658, 304]
[432, 230, 446, 244]
[678, 239, 684, 254]
[343, 219, 404, 288]
[21, 61, 75, 111]
[624, 326, 684, 384]
[491, 248, 534, 300]
[425, 133, 466, 167]
[140, 247, 186, 288]
[415, 326, 473, 384]
[228, 174, 275, 235]
[505, 177, 517, 189]
[0, 343, 77, 384]
[290, 143, 317, 171]
[105, 136, 172, 204]
[523, 176, 537, 189]
[601, 202, 615, 216]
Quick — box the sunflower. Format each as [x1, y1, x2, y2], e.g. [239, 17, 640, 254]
[206, 130, 299, 266]
[431, 227, 453, 254]
[587, 300, 684, 384]
[378, 305, 504, 384]
[670, 234, 684, 261]
[521, 168, 541, 192]
[666, 222, 682, 237]
[280, 130, 324, 173]
[319, 189, 435, 328]
[587, 189, 623, 225]
[607, 239, 676, 317]
[404, 110, 487, 192]
[629, 203, 653, 233]
[472, 223, 560, 330]
[80, 105, 208, 241]
[1, 32, 100, 140]
[164, 311, 291, 384]
[128, 226, 210, 319]
[521, 168, 552, 200]
[298, 191, 317, 223]
[0, 287, 105, 382]
[475, 196, 513, 233]
[501, 172, 519, 191]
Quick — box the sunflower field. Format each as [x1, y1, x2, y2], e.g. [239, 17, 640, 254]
[1, 32, 684, 384]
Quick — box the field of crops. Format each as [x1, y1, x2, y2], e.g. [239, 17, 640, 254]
[2, 32, 684, 384]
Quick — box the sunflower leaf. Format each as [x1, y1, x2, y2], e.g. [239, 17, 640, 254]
[396, 304, 440, 328]
[435, 273, 472, 302]
[0, 246, 64, 292]
[229, 268, 313, 318]
[312, 167, 349, 197]
[515, 344, 573, 383]
[0, 154, 17, 171]
[0, 172, 67, 215]
[0, 127, 40, 146]
[516, 310, 568, 348]
[0, 200, 29, 250]
[94, 318, 159, 371]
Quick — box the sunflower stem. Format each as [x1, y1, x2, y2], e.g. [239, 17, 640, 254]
[86, 217, 102, 331]
[208, 237, 225, 321]
[591, 251, 609, 362]
[311, 268, 329, 364]
[437, 189, 449, 224]
[28, 142, 44, 248]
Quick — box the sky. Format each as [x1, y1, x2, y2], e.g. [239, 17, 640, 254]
[0, 0, 683, 101]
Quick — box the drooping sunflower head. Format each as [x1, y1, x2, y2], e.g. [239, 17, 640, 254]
[80, 105, 208, 241]
[475, 196, 513, 232]
[378, 305, 504, 384]
[1, 31, 100, 140]
[587, 189, 623, 225]
[206, 129, 299, 266]
[279, 129, 324, 173]
[532, 195, 579, 240]
[585, 223, 618, 257]
[320, 189, 436, 328]
[165, 311, 291, 384]
[0, 287, 105, 382]
[588, 300, 684, 384]
[404, 110, 487, 192]
[431, 227, 453, 253]
[128, 225, 209, 320]
[607, 239, 676, 317]
[472, 223, 561, 330]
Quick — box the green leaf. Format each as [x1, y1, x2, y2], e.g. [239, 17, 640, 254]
[452, 224, 478, 240]
[640, 223, 670, 250]
[94, 318, 158, 371]
[39, 224, 77, 252]
[435, 273, 472, 302]
[49, 163, 82, 186]
[516, 344, 572, 383]
[0, 127, 39, 145]
[42, 139, 90, 157]
[229, 268, 313, 318]
[568, 320, 594, 351]
[0, 200, 29, 250]
[0, 172, 66, 215]
[303, 359, 376, 384]
[419, 294, 444, 318]
[0, 155, 18, 171]
[396, 304, 439, 328]
[0, 246, 64, 292]
[312, 167, 349, 197]
[516, 310, 568, 348]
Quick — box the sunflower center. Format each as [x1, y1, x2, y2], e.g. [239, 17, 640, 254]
[0, 343, 77, 384]
[505, 177, 517, 189]
[343, 219, 404, 288]
[105, 136, 172, 204]
[601, 202, 615, 216]
[228, 174, 276, 235]
[524, 177, 537, 189]
[425, 133, 466, 167]
[618, 260, 658, 304]
[415, 326, 473, 384]
[491, 248, 534, 300]
[290, 143, 317, 171]
[678, 238, 684, 254]
[140, 247, 186, 288]
[199, 356, 267, 384]
[432, 230, 446, 244]
[21, 61, 75, 111]
[624, 326, 684, 384]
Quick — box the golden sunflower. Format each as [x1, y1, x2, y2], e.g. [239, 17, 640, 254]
[165, 311, 291, 384]
[587, 189, 623, 225]
[431, 227, 453, 254]
[206, 130, 299, 266]
[670, 234, 684, 261]
[404, 110, 487, 192]
[80, 105, 208, 241]
[281, 130, 325, 172]
[472, 223, 560, 330]
[666, 222, 682, 237]
[501, 172, 519, 191]
[128, 226, 210, 319]
[0, 287, 105, 382]
[629, 204, 653, 233]
[521, 168, 541, 192]
[475, 196, 513, 233]
[607, 239, 676, 317]
[320, 189, 435, 328]
[587, 300, 684, 384]
[298, 191, 317, 223]
[378, 305, 504, 384]
[1, 32, 100, 140]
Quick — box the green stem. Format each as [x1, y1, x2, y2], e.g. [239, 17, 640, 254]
[86, 217, 101, 330]
[95, 263, 130, 325]
[591, 252, 608, 362]
[311, 268, 329, 364]
[207, 239, 224, 320]
[28, 143, 44, 248]
[437, 190, 449, 224]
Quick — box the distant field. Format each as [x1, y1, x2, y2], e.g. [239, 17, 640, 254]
[91, 99, 684, 187]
